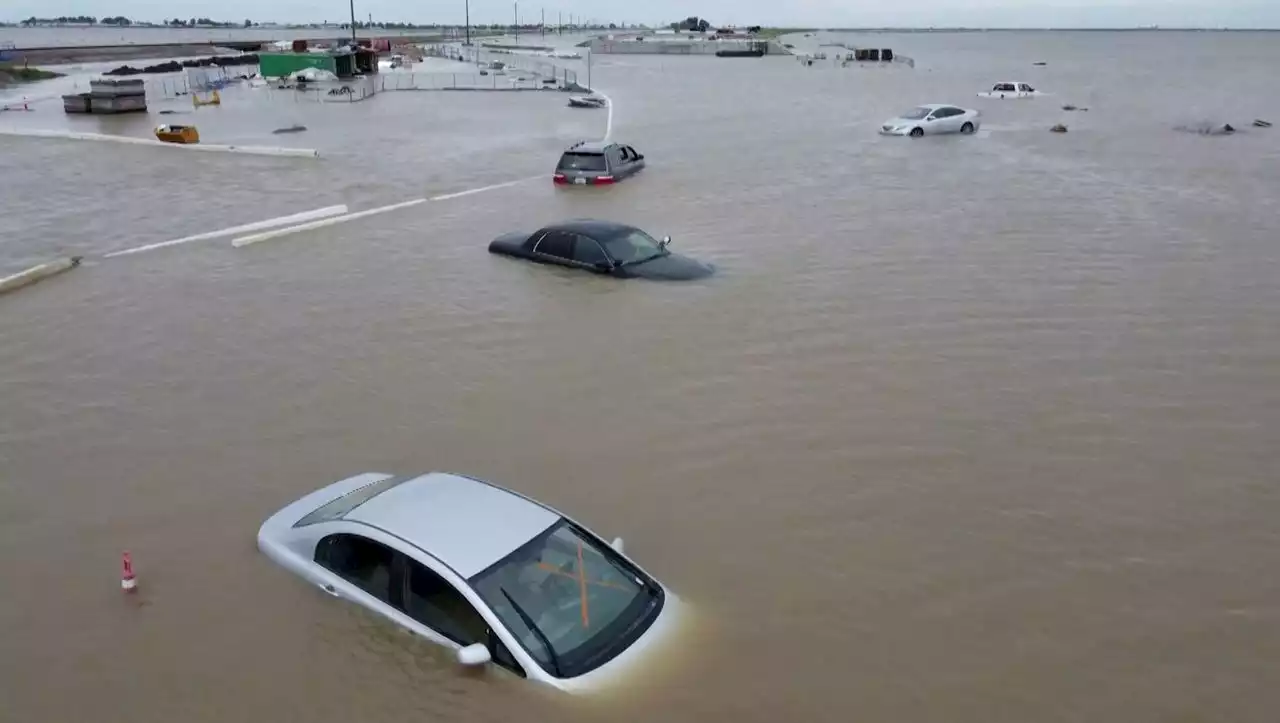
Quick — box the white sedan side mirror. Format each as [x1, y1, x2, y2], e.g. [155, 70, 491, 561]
[457, 643, 491, 667]
[610, 537, 625, 553]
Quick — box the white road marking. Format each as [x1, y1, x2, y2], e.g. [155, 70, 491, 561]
[233, 176, 545, 247]
[428, 175, 542, 201]
[231, 198, 428, 247]
[103, 205, 349, 258]
[594, 90, 615, 142]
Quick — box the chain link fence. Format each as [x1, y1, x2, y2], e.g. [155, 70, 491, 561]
[421, 43, 578, 89]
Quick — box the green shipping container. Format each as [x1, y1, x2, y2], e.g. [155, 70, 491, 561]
[258, 52, 339, 79]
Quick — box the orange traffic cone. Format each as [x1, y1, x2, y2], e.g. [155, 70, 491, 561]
[121, 551, 137, 593]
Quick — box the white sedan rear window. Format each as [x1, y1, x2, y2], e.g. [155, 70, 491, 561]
[294, 476, 410, 527]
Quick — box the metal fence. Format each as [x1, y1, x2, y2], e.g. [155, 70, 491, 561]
[422, 43, 578, 89]
[377, 70, 567, 91]
[250, 76, 381, 103]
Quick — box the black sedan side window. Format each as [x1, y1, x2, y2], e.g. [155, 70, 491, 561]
[571, 235, 609, 265]
[534, 231, 573, 259]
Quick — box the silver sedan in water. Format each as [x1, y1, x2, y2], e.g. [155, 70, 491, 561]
[258, 471, 684, 693]
[880, 104, 982, 137]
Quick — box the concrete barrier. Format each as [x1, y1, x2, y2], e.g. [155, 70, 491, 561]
[0, 128, 320, 157]
[0, 256, 82, 296]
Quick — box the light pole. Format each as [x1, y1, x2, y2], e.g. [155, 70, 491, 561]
[348, 0, 357, 41]
[514, 2, 518, 40]
[464, 0, 470, 45]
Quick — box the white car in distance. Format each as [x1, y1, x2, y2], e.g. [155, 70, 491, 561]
[258, 471, 682, 693]
[977, 81, 1042, 99]
[880, 104, 982, 137]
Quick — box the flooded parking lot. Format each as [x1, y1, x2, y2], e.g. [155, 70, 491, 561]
[2, 30, 1280, 723]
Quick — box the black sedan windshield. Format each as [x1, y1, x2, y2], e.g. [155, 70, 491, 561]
[469, 520, 663, 679]
[600, 229, 666, 265]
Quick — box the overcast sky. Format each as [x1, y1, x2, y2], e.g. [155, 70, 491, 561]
[8, 0, 1280, 28]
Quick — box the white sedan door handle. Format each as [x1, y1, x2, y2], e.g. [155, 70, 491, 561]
[319, 583, 341, 597]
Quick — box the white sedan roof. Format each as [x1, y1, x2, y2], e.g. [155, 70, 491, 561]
[345, 472, 560, 578]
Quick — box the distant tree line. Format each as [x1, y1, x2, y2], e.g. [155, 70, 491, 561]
[165, 18, 253, 28]
[671, 16, 711, 32]
[20, 16, 99, 25]
[666, 17, 763, 33]
[19, 15, 255, 27]
[338, 21, 635, 30]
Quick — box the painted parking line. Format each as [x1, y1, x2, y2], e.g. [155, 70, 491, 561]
[231, 176, 545, 248]
[104, 205, 350, 258]
[231, 198, 429, 247]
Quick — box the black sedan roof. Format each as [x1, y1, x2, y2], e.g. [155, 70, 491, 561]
[539, 219, 638, 238]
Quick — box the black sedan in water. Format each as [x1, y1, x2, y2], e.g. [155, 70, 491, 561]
[488, 220, 714, 280]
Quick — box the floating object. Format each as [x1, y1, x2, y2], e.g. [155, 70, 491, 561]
[1050, 124, 1068, 133]
[0, 128, 320, 157]
[1175, 122, 1237, 136]
[154, 124, 199, 143]
[192, 89, 221, 107]
[121, 551, 137, 593]
[1255, 119, 1272, 128]
[155, 124, 199, 144]
[715, 48, 765, 58]
[0, 256, 82, 296]
[1033, 61, 1047, 66]
[567, 95, 606, 108]
[272, 124, 307, 134]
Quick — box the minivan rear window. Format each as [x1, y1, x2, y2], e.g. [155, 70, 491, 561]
[558, 153, 607, 172]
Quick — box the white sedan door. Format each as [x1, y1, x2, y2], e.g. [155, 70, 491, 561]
[933, 108, 959, 134]
[923, 109, 947, 135]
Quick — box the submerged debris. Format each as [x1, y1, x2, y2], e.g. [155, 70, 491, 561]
[104, 55, 259, 77]
[1255, 119, 1272, 128]
[272, 124, 307, 134]
[1174, 122, 1237, 135]
[1050, 123, 1068, 133]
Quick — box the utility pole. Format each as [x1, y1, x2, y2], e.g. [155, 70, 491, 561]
[464, 0, 470, 45]
[348, 0, 357, 41]
[513, 2, 518, 40]
[540, 8, 544, 36]
[558, 11, 561, 34]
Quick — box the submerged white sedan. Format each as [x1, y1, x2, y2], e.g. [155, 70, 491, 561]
[880, 104, 982, 137]
[258, 472, 682, 693]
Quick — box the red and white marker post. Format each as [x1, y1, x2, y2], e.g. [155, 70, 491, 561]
[121, 551, 137, 593]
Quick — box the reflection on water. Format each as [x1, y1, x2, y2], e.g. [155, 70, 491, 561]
[2, 30, 1280, 723]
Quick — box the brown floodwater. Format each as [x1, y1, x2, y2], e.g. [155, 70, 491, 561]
[2, 30, 1280, 723]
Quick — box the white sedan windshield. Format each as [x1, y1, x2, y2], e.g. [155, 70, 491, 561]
[899, 107, 932, 120]
[470, 520, 661, 678]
